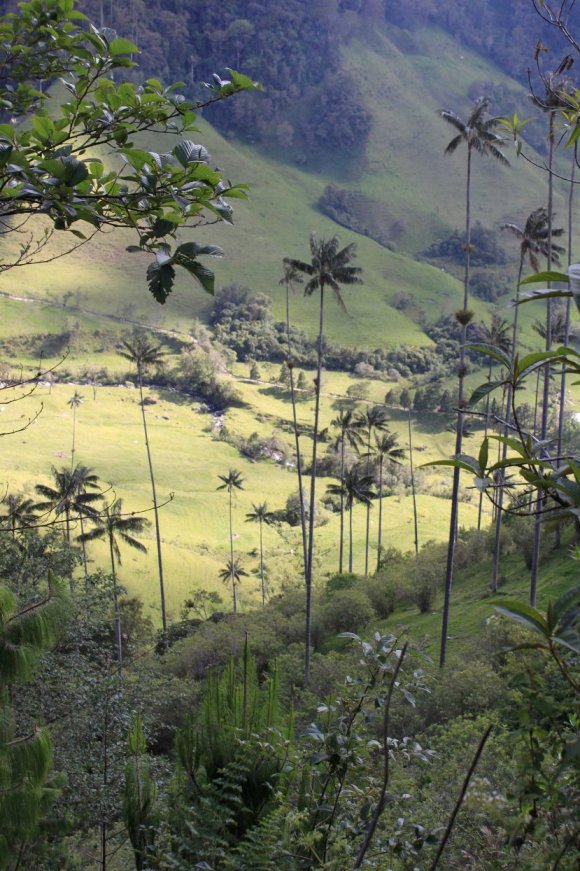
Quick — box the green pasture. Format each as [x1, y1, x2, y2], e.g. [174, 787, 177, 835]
[0, 368, 484, 625]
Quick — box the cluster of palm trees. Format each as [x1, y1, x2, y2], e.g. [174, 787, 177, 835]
[327, 406, 404, 575]
[439, 85, 575, 665]
[0, 465, 150, 668]
[216, 468, 276, 612]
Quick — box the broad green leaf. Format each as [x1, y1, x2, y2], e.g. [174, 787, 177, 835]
[478, 437, 489, 473]
[496, 600, 549, 636]
[180, 259, 215, 295]
[468, 343, 512, 370]
[108, 37, 139, 56]
[520, 270, 569, 285]
[468, 380, 504, 407]
[551, 585, 580, 630]
[175, 242, 223, 261]
[146, 261, 175, 304]
[422, 457, 481, 475]
[173, 140, 209, 167]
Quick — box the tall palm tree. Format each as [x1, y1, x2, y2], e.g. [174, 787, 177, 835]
[557, 139, 577, 467]
[327, 467, 375, 574]
[356, 405, 389, 576]
[330, 408, 364, 573]
[218, 558, 248, 613]
[245, 502, 274, 607]
[118, 334, 168, 640]
[216, 469, 245, 614]
[472, 314, 511, 530]
[35, 465, 100, 544]
[491, 209, 565, 592]
[279, 262, 307, 580]
[283, 235, 362, 684]
[367, 431, 405, 570]
[0, 493, 37, 540]
[79, 499, 149, 668]
[67, 389, 84, 472]
[438, 96, 509, 668]
[529, 75, 570, 606]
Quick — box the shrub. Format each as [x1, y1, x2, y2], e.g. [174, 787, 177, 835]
[362, 576, 397, 619]
[320, 588, 375, 637]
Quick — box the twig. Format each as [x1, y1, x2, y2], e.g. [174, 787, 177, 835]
[428, 724, 493, 871]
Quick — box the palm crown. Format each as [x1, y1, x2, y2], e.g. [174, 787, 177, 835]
[283, 234, 362, 312]
[118, 334, 166, 374]
[440, 96, 509, 165]
[80, 498, 150, 566]
[217, 469, 245, 494]
[502, 207, 565, 273]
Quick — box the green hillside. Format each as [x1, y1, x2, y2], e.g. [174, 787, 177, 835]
[0, 23, 571, 355]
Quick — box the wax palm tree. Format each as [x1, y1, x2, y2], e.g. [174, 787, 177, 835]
[367, 432, 405, 571]
[327, 466, 375, 574]
[356, 405, 389, 576]
[217, 469, 245, 614]
[79, 499, 149, 668]
[529, 74, 570, 606]
[331, 408, 364, 572]
[0, 493, 37, 540]
[438, 96, 509, 668]
[67, 389, 84, 472]
[35, 466, 100, 544]
[490, 210, 565, 592]
[218, 558, 248, 613]
[501, 207, 565, 345]
[279, 262, 307, 579]
[118, 334, 168, 639]
[472, 314, 512, 530]
[283, 235, 362, 684]
[245, 502, 274, 607]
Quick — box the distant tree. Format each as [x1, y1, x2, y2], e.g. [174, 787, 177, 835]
[331, 409, 364, 572]
[327, 467, 375, 573]
[284, 235, 362, 684]
[245, 502, 275, 607]
[367, 432, 405, 570]
[438, 96, 509, 668]
[67, 390, 84, 472]
[0, 493, 37, 541]
[80, 499, 149, 667]
[249, 360, 261, 380]
[217, 469, 245, 614]
[491, 209, 565, 593]
[119, 335, 169, 641]
[218, 559, 248, 612]
[356, 405, 389, 576]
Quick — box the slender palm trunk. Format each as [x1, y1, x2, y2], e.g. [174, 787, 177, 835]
[338, 435, 345, 573]
[348, 504, 353, 573]
[408, 409, 419, 558]
[377, 456, 384, 570]
[108, 528, 123, 670]
[259, 518, 265, 607]
[71, 405, 77, 473]
[364, 424, 372, 576]
[229, 489, 237, 613]
[555, 144, 576, 548]
[440, 145, 472, 668]
[491, 254, 524, 592]
[137, 368, 167, 638]
[477, 359, 493, 530]
[531, 110, 556, 607]
[286, 284, 308, 581]
[79, 512, 89, 586]
[305, 282, 326, 684]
